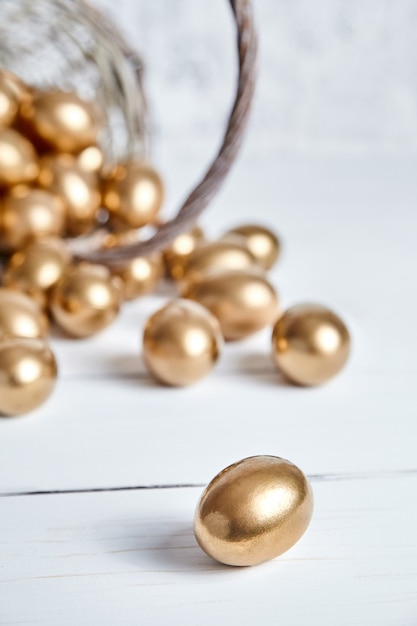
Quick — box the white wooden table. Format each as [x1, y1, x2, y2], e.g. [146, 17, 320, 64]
[1, 155, 416, 624]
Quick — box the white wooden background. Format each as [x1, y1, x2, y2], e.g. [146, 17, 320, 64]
[1, 1, 417, 624]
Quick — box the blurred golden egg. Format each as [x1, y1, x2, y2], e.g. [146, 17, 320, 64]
[272, 304, 351, 386]
[0, 288, 49, 341]
[182, 240, 258, 283]
[0, 69, 32, 103]
[143, 299, 223, 386]
[50, 264, 123, 338]
[38, 154, 101, 236]
[0, 187, 66, 251]
[182, 269, 279, 341]
[0, 75, 18, 127]
[194, 455, 314, 567]
[3, 238, 71, 308]
[164, 225, 206, 280]
[20, 91, 100, 153]
[0, 128, 39, 187]
[223, 224, 281, 270]
[103, 161, 164, 229]
[77, 145, 104, 174]
[102, 231, 163, 301]
[0, 338, 57, 417]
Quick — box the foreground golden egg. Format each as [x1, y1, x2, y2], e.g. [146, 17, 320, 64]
[20, 91, 100, 153]
[0, 338, 57, 417]
[143, 299, 223, 386]
[194, 455, 314, 567]
[0, 187, 66, 250]
[50, 264, 123, 338]
[272, 304, 351, 386]
[3, 238, 71, 308]
[0, 75, 18, 127]
[103, 161, 164, 229]
[0, 128, 39, 187]
[38, 155, 101, 236]
[182, 269, 279, 341]
[0, 288, 49, 341]
[223, 224, 281, 270]
[164, 225, 206, 280]
[182, 240, 258, 283]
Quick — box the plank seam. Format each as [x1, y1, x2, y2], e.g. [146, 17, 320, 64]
[1, 468, 416, 498]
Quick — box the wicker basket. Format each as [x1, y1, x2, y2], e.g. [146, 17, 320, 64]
[0, 0, 257, 263]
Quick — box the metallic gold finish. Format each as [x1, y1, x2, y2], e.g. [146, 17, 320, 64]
[194, 455, 314, 567]
[50, 264, 123, 338]
[224, 224, 281, 270]
[0, 288, 49, 341]
[0, 128, 39, 187]
[102, 231, 163, 301]
[38, 155, 101, 236]
[272, 304, 351, 386]
[3, 238, 71, 308]
[0, 69, 32, 104]
[0, 338, 57, 417]
[0, 187, 66, 251]
[143, 299, 223, 386]
[183, 240, 257, 283]
[164, 226, 206, 280]
[20, 91, 100, 153]
[77, 145, 104, 174]
[182, 269, 279, 341]
[0, 76, 18, 127]
[103, 161, 164, 229]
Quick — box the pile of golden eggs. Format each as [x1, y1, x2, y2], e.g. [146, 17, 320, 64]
[0, 68, 350, 417]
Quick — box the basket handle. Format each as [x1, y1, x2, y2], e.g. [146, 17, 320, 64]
[79, 0, 258, 264]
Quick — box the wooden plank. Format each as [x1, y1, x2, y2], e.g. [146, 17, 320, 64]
[0, 475, 416, 625]
[1, 157, 416, 494]
[0, 367, 415, 494]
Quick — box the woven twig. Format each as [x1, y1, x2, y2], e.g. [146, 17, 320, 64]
[78, 0, 258, 265]
[0, 0, 149, 162]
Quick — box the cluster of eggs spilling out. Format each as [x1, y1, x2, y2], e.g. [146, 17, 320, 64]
[0, 68, 351, 416]
[145, 223, 350, 387]
[0, 69, 353, 569]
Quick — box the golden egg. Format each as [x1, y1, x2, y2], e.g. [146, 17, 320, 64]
[0, 338, 57, 417]
[194, 455, 314, 567]
[103, 161, 164, 229]
[223, 224, 281, 270]
[0, 288, 49, 341]
[77, 145, 104, 174]
[3, 238, 71, 308]
[0, 128, 39, 187]
[0, 69, 32, 103]
[143, 299, 223, 386]
[38, 154, 101, 236]
[20, 91, 100, 153]
[0, 75, 18, 127]
[272, 304, 351, 386]
[182, 240, 258, 283]
[182, 269, 279, 341]
[102, 231, 163, 301]
[164, 225, 206, 280]
[0, 186, 66, 251]
[50, 264, 123, 338]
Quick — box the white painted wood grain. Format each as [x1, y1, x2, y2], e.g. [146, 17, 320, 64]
[0, 157, 416, 494]
[0, 369, 415, 494]
[0, 156, 416, 622]
[1, 475, 416, 625]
